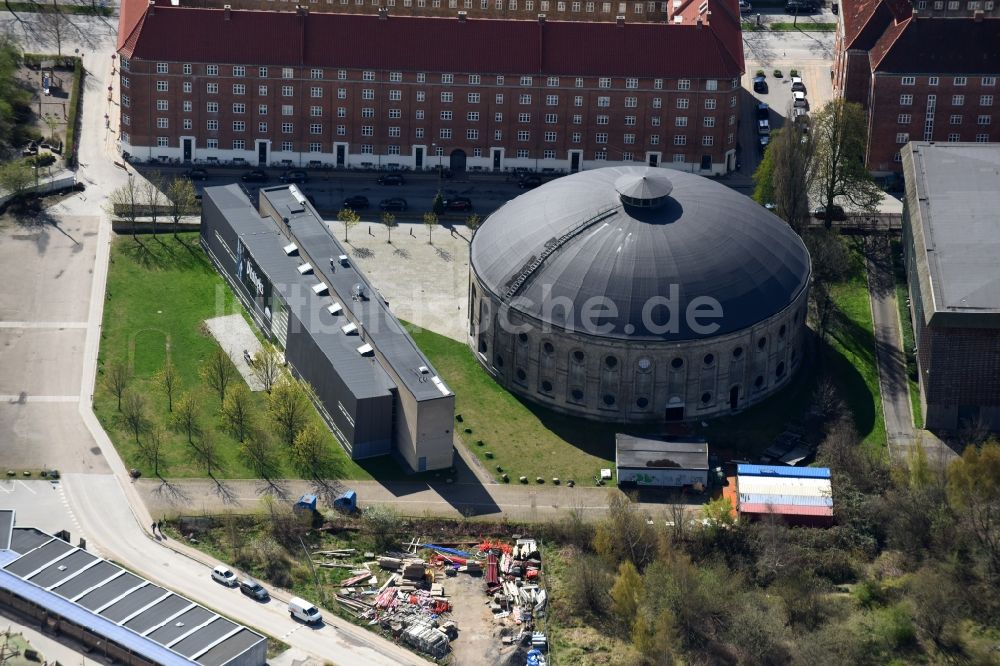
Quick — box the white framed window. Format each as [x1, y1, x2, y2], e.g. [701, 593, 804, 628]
[520, 75, 533, 86]
[496, 75, 505, 85]
[156, 136, 169, 147]
[571, 132, 582, 143]
[983, 77, 997, 87]
[183, 100, 192, 112]
[258, 122, 268, 132]
[545, 113, 558, 123]
[675, 116, 688, 127]
[442, 73, 454, 84]
[282, 68, 294, 79]
[156, 81, 168, 92]
[361, 126, 374, 136]
[182, 82, 192, 93]
[361, 108, 375, 118]
[518, 112, 531, 122]
[598, 77, 611, 88]
[259, 85, 268, 96]
[705, 79, 718, 91]
[389, 109, 401, 119]
[652, 97, 662, 109]
[901, 76, 915, 86]
[977, 114, 992, 125]
[622, 151, 633, 161]
[309, 123, 322, 134]
[900, 94, 914, 106]
[594, 150, 606, 160]
[953, 95, 965, 105]
[205, 138, 217, 149]
[207, 120, 219, 130]
[898, 113, 912, 123]
[440, 128, 452, 139]
[597, 96, 610, 107]
[206, 65, 219, 76]
[517, 130, 530, 141]
[929, 76, 939, 86]
[654, 78, 663, 90]
[156, 99, 168, 111]
[336, 107, 346, 118]
[677, 98, 689, 109]
[207, 102, 219, 113]
[469, 74, 481, 85]
[282, 122, 293, 133]
[596, 115, 609, 125]
[310, 87, 322, 98]
[623, 133, 635, 144]
[282, 85, 294, 97]
[259, 67, 268, 78]
[310, 106, 322, 117]
[232, 139, 245, 150]
[282, 105, 294, 116]
[651, 116, 660, 126]
[259, 104, 268, 115]
[362, 89, 375, 100]
[948, 133, 960, 141]
[361, 144, 373, 154]
[519, 94, 532, 105]
[310, 68, 323, 80]
[495, 93, 504, 104]
[388, 90, 402, 101]
[467, 111, 480, 121]
[702, 135, 713, 146]
[704, 98, 717, 109]
[673, 135, 686, 145]
[415, 110, 425, 119]
[469, 93, 481, 103]
[338, 88, 348, 100]
[547, 76, 559, 87]
[544, 149, 556, 159]
[572, 114, 582, 124]
[896, 132, 910, 144]
[544, 131, 557, 142]
[182, 118, 192, 130]
[625, 78, 638, 89]
[467, 129, 479, 140]
[337, 126, 346, 136]
[980, 95, 994, 106]
[954, 76, 967, 86]
[281, 141, 294, 151]
[308, 142, 322, 153]
[672, 153, 685, 163]
[950, 114, 963, 124]
[233, 103, 246, 114]
[976, 133, 990, 142]
[678, 79, 691, 90]
[494, 130, 502, 140]
[703, 116, 715, 127]
[156, 62, 168, 74]
[595, 132, 608, 143]
[388, 145, 401, 155]
[120, 57, 129, 71]
[518, 149, 530, 158]
[156, 117, 168, 128]
[441, 110, 454, 120]
[233, 84, 246, 95]
[232, 121, 245, 132]
[442, 92, 454, 102]
[546, 95, 559, 106]
[574, 96, 583, 107]
[233, 65, 246, 77]
[625, 96, 637, 108]
[495, 112, 503, 122]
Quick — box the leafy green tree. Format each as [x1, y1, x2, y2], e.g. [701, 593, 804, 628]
[268, 379, 310, 446]
[610, 560, 643, 635]
[947, 440, 1000, 579]
[251, 344, 281, 393]
[381, 211, 397, 243]
[593, 493, 657, 570]
[0, 160, 33, 200]
[431, 191, 445, 216]
[422, 211, 439, 244]
[221, 383, 254, 442]
[200, 347, 236, 402]
[0, 38, 32, 151]
[291, 422, 332, 480]
[106, 177, 143, 240]
[465, 213, 481, 234]
[810, 99, 883, 229]
[172, 392, 201, 443]
[167, 176, 197, 238]
[337, 208, 360, 242]
[752, 141, 776, 207]
[241, 427, 283, 482]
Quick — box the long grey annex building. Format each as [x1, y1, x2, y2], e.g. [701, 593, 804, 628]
[0, 510, 267, 666]
[201, 184, 455, 472]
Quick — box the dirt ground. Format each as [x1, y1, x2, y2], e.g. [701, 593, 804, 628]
[446, 570, 503, 665]
[16, 61, 72, 147]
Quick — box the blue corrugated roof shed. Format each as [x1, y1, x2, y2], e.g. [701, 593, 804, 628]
[738, 493, 833, 507]
[737, 464, 831, 479]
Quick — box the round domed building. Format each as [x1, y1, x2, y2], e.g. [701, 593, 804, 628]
[467, 166, 811, 423]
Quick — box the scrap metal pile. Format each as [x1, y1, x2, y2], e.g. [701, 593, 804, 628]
[482, 538, 548, 657]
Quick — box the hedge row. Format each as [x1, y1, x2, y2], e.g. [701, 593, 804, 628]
[64, 57, 83, 168]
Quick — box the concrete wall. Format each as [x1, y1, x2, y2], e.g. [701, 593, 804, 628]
[469, 273, 809, 423]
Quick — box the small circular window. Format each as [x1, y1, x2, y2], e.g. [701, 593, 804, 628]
[602, 394, 616, 406]
[636, 397, 649, 408]
[671, 357, 684, 369]
[779, 324, 787, 339]
[605, 356, 618, 369]
[776, 362, 786, 378]
[757, 337, 767, 350]
[494, 354, 504, 368]
[700, 392, 712, 404]
[541, 379, 553, 392]
[572, 350, 585, 363]
[637, 357, 652, 371]
[516, 368, 527, 381]
[571, 388, 584, 401]
[543, 341, 554, 354]
[518, 332, 528, 344]
[704, 353, 715, 366]
[732, 346, 743, 359]
[754, 375, 764, 388]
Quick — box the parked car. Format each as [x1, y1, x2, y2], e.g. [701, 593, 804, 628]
[753, 76, 768, 94]
[186, 167, 208, 181]
[758, 135, 770, 152]
[757, 119, 771, 135]
[790, 76, 806, 93]
[785, 0, 817, 12]
[739, 0, 752, 11]
[444, 196, 473, 212]
[377, 173, 405, 185]
[211, 565, 238, 587]
[518, 175, 542, 189]
[342, 195, 370, 210]
[755, 102, 770, 121]
[288, 597, 322, 624]
[813, 204, 847, 221]
[793, 91, 809, 109]
[379, 197, 408, 211]
[241, 169, 268, 183]
[239, 578, 269, 601]
[279, 170, 308, 183]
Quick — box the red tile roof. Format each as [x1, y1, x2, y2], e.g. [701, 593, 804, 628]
[871, 17, 1000, 73]
[117, 0, 744, 78]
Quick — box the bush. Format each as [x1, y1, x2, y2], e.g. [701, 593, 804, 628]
[790, 68, 800, 77]
[64, 57, 83, 168]
[773, 69, 784, 78]
[28, 153, 56, 168]
[756, 69, 766, 77]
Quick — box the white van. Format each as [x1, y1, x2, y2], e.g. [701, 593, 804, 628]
[288, 597, 322, 624]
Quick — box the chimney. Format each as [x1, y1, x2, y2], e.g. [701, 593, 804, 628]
[378, 6, 389, 18]
[458, 9, 467, 20]
[538, 12, 546, 22]
[148, 0, 154, 15]
[223, 3, 231, 19]
[696, 16, 702, 26]
[297, 4, 308, 15]
[616, 14, 625, 25]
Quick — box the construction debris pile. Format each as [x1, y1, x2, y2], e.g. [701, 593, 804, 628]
[483, 538, 548, 660]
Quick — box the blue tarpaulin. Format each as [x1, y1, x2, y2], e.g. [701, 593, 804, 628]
[420, 544, 474, 559]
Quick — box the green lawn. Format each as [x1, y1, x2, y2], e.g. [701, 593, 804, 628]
[890, 240, 923, 428]
[95, 233, 373, 480]
[825, 240, 887, 451]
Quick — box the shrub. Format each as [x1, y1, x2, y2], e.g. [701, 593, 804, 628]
[756, 69, 766, 77]
[790, 68, 800, 77]
[773, 69, 784, 78]
[64, 57, 83, 168]
[29, 153, 56, 168]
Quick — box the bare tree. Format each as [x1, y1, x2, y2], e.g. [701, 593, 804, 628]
[188, 429, 223, 477]
[103, 358, 130, 411]
[142, 171, 165, 238]
[136, 422, 168, 478]
[166, 176, 197, 238]
[171, 391, 201, 443]
[251, 344, 281, 393]
[200, 348, 236, 402]
[337, 208, 360, 243]
[810, 99, 883, 229]
[121, 390, 148, 443]
[37, 2, 70, 57]
[381, 211, 397, 243]
[423, 211, 439, 244]
[268, 379, 310, 446]
[106, 176, 142, 240]
[242, 427, 282, 483]
[221, 383, 254, 442]
[291, 422, 333, 481]
[154, 360, 179, 412]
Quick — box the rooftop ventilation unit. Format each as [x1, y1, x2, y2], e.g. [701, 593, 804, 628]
[289, 184, 308, 207]
[312, 282, 328, 295]
[357, 343, 374, 356]
[283, 243, 299, 256]
[431, 376, 451, 396]
[297, 263, 313, 275]
[352, 283, 367, 301]
[327, 302, 342, 315]
[342, 322, 358, 335]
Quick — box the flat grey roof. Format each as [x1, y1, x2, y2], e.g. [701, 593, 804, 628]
[1, 521, 266, 666]
[256, 185, 452, 402]
[615, 434, 709, 470]
[905, 142, 1000, 323]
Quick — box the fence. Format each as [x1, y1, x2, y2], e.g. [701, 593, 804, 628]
[0, 172, 77, 209]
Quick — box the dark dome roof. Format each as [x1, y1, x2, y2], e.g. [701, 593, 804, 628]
[471, 166, 811, 342]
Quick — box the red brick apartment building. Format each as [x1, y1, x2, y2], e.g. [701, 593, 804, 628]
[833, 0, 1000, 174]
[116, 0, 744, 175]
